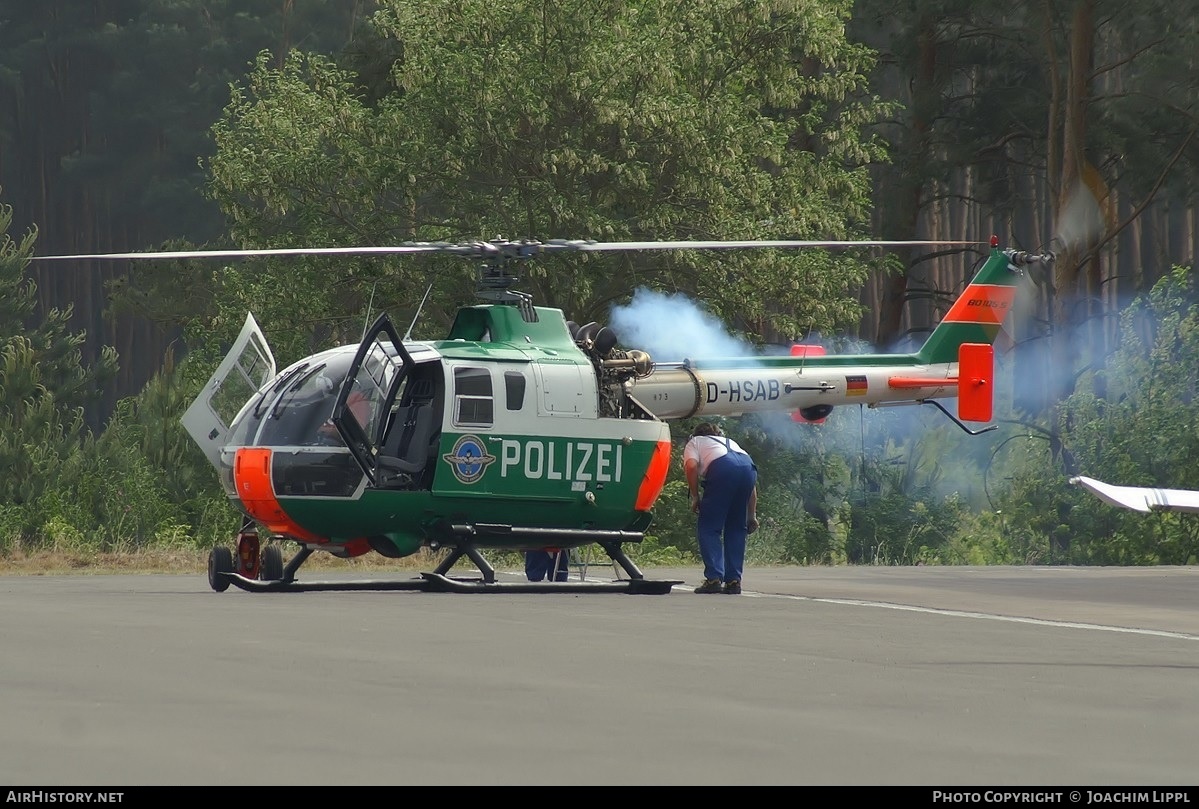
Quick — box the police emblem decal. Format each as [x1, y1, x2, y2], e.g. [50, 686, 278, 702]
[443, 435, 497, 484]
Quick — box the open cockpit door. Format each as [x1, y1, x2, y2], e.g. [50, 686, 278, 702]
[331, 314, 412, 485]
[181, 312, 276, 470]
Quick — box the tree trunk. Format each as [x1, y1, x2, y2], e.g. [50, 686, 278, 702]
[875, 15, 940, 349]
[1048, 0, 1098, 412]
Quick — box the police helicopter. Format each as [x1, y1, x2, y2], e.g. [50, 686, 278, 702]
[34, 236, 1053, 593]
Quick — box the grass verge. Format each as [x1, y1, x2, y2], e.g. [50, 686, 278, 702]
[0, 545, 454, 576]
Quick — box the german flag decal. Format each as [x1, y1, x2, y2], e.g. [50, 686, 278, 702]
[846, 375, 867, 396]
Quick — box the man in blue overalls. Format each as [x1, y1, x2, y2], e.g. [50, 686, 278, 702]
[525, 549, 570, 582]
[683, 421, 758, 594]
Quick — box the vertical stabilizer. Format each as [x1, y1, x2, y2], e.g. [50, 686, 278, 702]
[915, 247, 1024, 367]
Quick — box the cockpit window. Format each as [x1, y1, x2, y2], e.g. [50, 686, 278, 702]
[256, 363, 309, 418]
[453, 366, 493, 426]
[272, 364, 329, 418]
[258, 363, 344, 446]
[342, 347, 398, 441]
[230, 351, 363, 447]
[504, 370, 526, 411]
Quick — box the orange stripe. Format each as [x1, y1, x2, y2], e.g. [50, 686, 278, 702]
[233, 448, 323, 542]
[889, 377, 955, 389]
[635, 440, 672, 511]
[942, 284, 1016, 325]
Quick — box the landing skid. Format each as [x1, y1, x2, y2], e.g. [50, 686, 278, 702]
[422, 573, 679, 594]
[219, 571, 680, 594]
[209, 542, 681, 594]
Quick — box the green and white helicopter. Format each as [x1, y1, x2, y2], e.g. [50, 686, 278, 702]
[36, 236, 1052, 593]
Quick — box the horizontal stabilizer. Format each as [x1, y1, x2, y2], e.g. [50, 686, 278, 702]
[1069, 476, 1199, 514]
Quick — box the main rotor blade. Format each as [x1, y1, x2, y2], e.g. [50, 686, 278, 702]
[29, 244, 460, 262]
[30, 238, 986, 263]
[546, 239, 984, 252]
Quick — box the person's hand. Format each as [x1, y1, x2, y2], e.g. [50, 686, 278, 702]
[747, 515, 759, 534]
[689, 493, 700, 513]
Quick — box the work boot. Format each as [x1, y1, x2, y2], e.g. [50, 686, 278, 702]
[722, 580, 741, 595]
[694, 578, 723, 594]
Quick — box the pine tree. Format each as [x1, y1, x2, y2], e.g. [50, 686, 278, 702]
[0, 201, 118, 538]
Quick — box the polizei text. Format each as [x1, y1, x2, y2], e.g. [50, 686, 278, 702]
[499, 439, 624, 482]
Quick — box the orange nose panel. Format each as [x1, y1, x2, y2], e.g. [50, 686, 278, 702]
[635, 440, 673, 511]
[233, 448, 322, 542]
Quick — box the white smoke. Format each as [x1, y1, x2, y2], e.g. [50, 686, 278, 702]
[1054, 177, 1108, 254]
[607, 287, 756, 362]
[605, 287, 1006, 506]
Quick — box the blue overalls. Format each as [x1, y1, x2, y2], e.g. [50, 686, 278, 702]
[525, 550, 570, 582]
[697, 439, 757, 584]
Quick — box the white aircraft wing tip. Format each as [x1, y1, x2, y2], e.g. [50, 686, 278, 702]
[1069, 475, 1153, 513]
[1070, 474, 1199, 514]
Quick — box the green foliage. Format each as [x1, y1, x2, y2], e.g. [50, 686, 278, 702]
[0, 378, 239, 553]
[0, 201, 235, 553]
[0, 205, 119, 418]
[933, 509, 1020, 566]
[981, 267, 1199, 566]
[0, 204, 112, 543]
[198, 0, 892, 367]
[0, 1, 384, 252]
[1055, 267, 1199, 564]
[746, 485, 837, 566]
[627, 535, 694, 568]
[839, 466, 970, 565]
[0, 375, 88, 541]
[13, 3, 1199, 572]
[95, 352, 225, 518]
[645, 476, 699, 557]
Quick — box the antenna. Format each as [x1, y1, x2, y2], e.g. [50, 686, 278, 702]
[404, 284, 434, 341]
[361, 280, 379, 341]
[798, 319, 816, 371]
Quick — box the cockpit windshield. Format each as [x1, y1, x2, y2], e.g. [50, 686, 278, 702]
[228, 348, 370, 448]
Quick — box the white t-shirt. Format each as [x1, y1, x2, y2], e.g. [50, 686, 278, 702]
[683, 434, 749, 478]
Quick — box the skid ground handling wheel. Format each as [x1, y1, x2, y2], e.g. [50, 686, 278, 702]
[261, 543, 284, 582]
[208, 530, 288, 591]
[207, 546, 233, 592]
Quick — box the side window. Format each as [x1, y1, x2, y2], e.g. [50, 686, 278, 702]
[504, 370, 526, 411]
[454, 366, 493, 426]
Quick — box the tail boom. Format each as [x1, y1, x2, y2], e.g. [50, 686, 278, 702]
[631, 357, 957, 420]
[629, 245, 1032, 423]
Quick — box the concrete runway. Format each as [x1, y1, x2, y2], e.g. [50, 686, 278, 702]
[2, 564, 1197, 786]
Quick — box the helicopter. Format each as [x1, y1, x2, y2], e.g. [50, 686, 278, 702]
[33, 235, 1053, 593]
